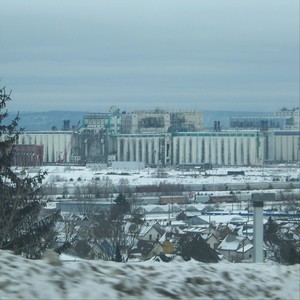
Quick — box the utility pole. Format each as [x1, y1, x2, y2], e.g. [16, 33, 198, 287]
[252, 194, 264, 263]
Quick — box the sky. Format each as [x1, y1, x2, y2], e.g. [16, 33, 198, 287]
[0, 0, 299, 113]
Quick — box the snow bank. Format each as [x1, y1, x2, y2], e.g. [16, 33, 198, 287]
[0, 250, 299, 300]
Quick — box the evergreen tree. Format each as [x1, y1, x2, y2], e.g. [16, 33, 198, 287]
[111, 193, 130, 220]
[264, 217, 280, 245]
[264, 217, 300, 265]
[0, 87, 59, 258]
[177, 233, 219, 263]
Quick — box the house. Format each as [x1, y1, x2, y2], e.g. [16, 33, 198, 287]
[162, 241, 174, 254]
[88, 239, 114, 260]
[182, 227, 220, 250]
[139, 222, 165, 241]
[217, 234, 252, 262]
[130, 240, 163, 260]
[176, 211, 188, 221]
[236, 243, 253, 261]
[215, 224, 235, 240]
[179, 233, 219, 263]
[200, 225, 218, 237]
[201, 233, 220, 250]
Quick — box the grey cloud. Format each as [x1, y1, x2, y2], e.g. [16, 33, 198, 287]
[1, 0, 299, 113]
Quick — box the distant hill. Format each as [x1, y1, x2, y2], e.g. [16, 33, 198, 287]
[8, 110, 273, 131]
[8, 111, 87, 131]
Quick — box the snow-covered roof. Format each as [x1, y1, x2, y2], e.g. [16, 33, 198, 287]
[159, 233, 166, 243]
[170, 220, 186, 226]
[230, 216, 249, 224]
[139, 222, 165, 238]
[237, 244, 253, 253]
[218, 234, 247, 251]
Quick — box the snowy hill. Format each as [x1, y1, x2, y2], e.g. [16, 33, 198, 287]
[0, 250, 299, 300]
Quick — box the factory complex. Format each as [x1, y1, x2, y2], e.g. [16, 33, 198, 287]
[13, 107, 299, 167]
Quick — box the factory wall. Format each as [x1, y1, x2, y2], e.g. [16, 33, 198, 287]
[116, 134, 165, 166]
[17, 132, 73, 163]
[273, 131, 300, 162]
[171, 132, 264, 166]
[113, 131, 265, 166]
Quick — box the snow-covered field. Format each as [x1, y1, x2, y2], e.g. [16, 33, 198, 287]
[0, 250, 299, 300]
[28, 164, 299, 188]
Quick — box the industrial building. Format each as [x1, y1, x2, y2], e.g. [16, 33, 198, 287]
[113, 131, 265, 166]
[17, 131, 73, 164]
[12, 145, 44, 167]
[230, 107, 299, 131]
[170, 110, 203, 132]
[271, 131, 300, 162]
[120, 110, 203, 134]
[275, 107, 299, 130]
[83, 106, 120, 134]
[230, 117, 288, 130]
[120, 110, 171, 134]
[15, 129, 299, 166]
[12, 108, 300, 166]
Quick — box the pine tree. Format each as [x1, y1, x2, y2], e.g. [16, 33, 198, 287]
[264, 217, 300, 265]
[177, 233, 219, 263]
[0, 87, 59, 258]
[111, 193, 130, 220]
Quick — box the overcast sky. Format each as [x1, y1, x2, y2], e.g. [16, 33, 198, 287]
[1, 0, 299, 113]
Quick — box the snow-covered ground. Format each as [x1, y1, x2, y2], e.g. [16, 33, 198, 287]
[31, 164, 299, 188]
[0, 250, 299, 300]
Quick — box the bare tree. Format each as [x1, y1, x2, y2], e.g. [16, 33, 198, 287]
[94, 176, 114, 200]
[40, 182, 58, 201]
[90, 194, 143, 261]
[118, 178, 132, 197]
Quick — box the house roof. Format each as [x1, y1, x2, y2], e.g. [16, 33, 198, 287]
[183, 227, 207, 234]
[237, 244, 253, 253]
[139, 222, 165, 238]
[187, 216, 209, 226]
[150, 207, 166, 214]
[230, 216, 249, 224]
[184, 211, 202, 218]
[131, 240, 161, 257]
[201, 233, 218, 242]
[217, 234, 247, 251]
[185, 205, 201, 212]
[159, 232, 167, 243]
[153, 223, 165, 236]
